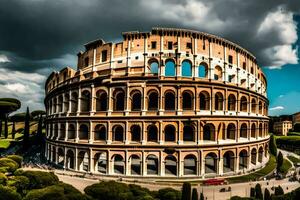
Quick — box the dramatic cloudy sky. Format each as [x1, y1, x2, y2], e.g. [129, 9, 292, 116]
[0, 0, 300, 116]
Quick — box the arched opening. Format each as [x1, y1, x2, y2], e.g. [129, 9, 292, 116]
[81, 90, 91, 112]
[68, 124, 75, 140]
[165, 155, 177, 176]
[131, 125, 141, 142]
[114, 90, 125, 111]
[239, 150, 248, 170]
[198, 63, 208, 78]
[53, 98, 57, 113]
[64, 94, 69, 113]
[214, 66, 222, 80]
[240, 96, 248, 112]
[259, 124, 263, 137]
[130, 155, 141, 175]
[182, 91, 193, 110]
[200, 91, 210, 110]
[131, 91, 142, 111]
[184, 155, 197, 175]
[259, 101, 263, 114]
[251, 148, 257, 165]
[223, 151, 235, 173]
[113, 155, 124, 175]
[251, 99, 257, 113]
[149, 60, 159, 74]
[182, 60, 192, 77]
[59, 124, 66, 140]
[251, 124, 256, 138]
[71, 92, 78, 113]
[228, 94, 236, 111]
[96, 90, 107, 111]
[183, 125, 194, 142]
[205, 153, 218, 174]
[78, 151, 89, 172]
[58, 95, 63, 112]
[164, 91, 175, 110]
[227, 123, 235, 140]
[79, 124, 89, 140]
[240, 123, 247, 138]
[148, 91, 159, 110]
[203, 123, 215, 141]
[113, 125, 124, 142]
[94, 124, 106, 141]
[147, 125, 158, 142]
[66, 150, 74, 169]
[258, 147, 263, 163]
[164, 125, 176, 142]
[95, 152, 107, 174]
[57, 148, 64, 167]
[146, 155, 158, 175]
[52, 146, 56, 162]
[54, 124, 59, 139]
[215, 92, 223, 111]
[165, 60, 176, 76]
[265, 145, 269, 157]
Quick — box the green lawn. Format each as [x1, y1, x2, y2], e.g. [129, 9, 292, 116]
[226, 155, 276, 183]
[287, 155, 300, 166]
[0, 139, 10, 149]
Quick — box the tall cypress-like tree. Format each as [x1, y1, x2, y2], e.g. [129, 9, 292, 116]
[12, 121, 16, 139]
[274, 186, 284, 196]
[181, 182, 191, 200]
[255, 183, 263, 200]
[250, 187, 255, 198]
[277, 151, 283, 173]
[264, 188, 271, 200]
[4, 117, 8, 138]
[23, 107, 30, 148]
[191, 188, 198, 200]
[269, 134, 277, 156]
[200, 192, 204, 200]
[0, 119, 2, 137]
[37, 114, 43, 141]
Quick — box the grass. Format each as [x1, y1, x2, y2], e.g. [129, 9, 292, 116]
[226, 154, 276, 183]
[287, 132, 300, 136]
[279, 158, 292, 175]
[0, 140, 11, 149]
[287, 155, 300, 166]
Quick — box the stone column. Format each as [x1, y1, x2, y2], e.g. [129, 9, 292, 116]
[107, 122, 112, 144]
[77, 87, 81, 116]
[159, 85, 164, 115]
[160, 151, 164, 176]
[159, 120, 163, 144]
[142, 85, 147, 115]
[108, 87, 113, 116]
[178, 151, 182, 177]
[64, 122, 68, 141]
[75, 148, 78, 171]
[90, 84, 95, 116]
[142, 121, 146, 145]
[177, 87, 182, 115]
[125, 121, 129, 144]
[125, 85, 130, 116]
[89, 148, 93, 172]
[142, 151, 146, 176]
[75, 121, 79, 143]
[89, 121, 93, 144]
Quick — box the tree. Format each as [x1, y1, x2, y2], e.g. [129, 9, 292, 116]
[269, 134, 277, 156]
[199, 192, 204, 200]
[31, 110, 46, 120]
[191, 188, 198, 200]
[11, 121, 16, 139]
[274, 186, 284, 196]
[181, 182, 191, 200]
[23, 107, 30, 149]
[264, 188, 271, 200]
[10, 113, 26, 139]
[37, 114, 43, 141]
[255, 184, 263, 200]
[277, 151, 283, 173]
[250, 187, 255, 198]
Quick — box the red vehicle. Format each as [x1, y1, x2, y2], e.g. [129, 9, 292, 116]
[204, 178, 225, 185]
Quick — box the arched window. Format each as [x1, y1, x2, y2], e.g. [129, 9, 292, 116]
[130, 155, 141, 175]
[182, 60, 192, 77]
[94, 124, 106, 141]
[215, 92, 223, 111]
[165, 155, 177, 176]
[165, 60, 176, 76]
[131, 125, 141, 142]
[148, 91, 159, 110]
[240, 96, 248, 112]
[223, 151, 235, 173]
[71, 92, 78, 113]
[183, 125, 194, 141]
[131, 91, 141, 111]
[81, 90, 91, 112]
[239, 150, 248, 170]
[240, 123, 247, 138]
[58, 95, 63, 112]
[258, 147, 263, 163]
[114, 90, 125, 111]
[200, 91, 210, 110]
[251, 124, 256, 138]
[96, 90, 107, 111]
[79, 124, 89, 140]
[227, 123, 235, 140]
[182, 91, 193, 110]
[184, 155, 197, 175]
[147, 125, 158, 142]
[64, 94, 69, 113]
[214, 66, 222, 80]
[251, 148, 257, 165]
[259, 123, 263, 137]
[205, 153, 217, 174]
[59, 124, 65, 140]
[66, 150, 75, 169]
[113, 125, 124, 142]
[203, 124, 215, 141]
[164, 91, 175, 110]
[259, 101, 263, 114]
[96, 152, 107, 174]
[251, 99, 256, 113]
[113, 155, 124, 174]
[164, 125, 176, 142]
[68, 124, 75, 139]
[198, 63, 208, 78]
[228, 94, 236, 111]
[146, 155, 158, 175]
[149, 60, 159, 74]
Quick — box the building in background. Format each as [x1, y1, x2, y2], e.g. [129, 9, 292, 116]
[273, 121, 292, 136]
[292, 112, 300, 126]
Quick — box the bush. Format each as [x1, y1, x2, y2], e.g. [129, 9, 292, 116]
[231, 196, 255, 200]
[157, 188, 181, 200]
[181, 182, 191, 200]
[0, 173, 7, 185]
[294, 123, 300, 132]
[8, 176, 30, 194]
[277, 152, 283, 173]
[0, 158, 19, 173]
[269, 134, 277, 156]
[255, 183, 263, 200]
[264, 188, 271, 200]
[192, 188, 198, 200]
[7, 155, 23, 168]
[274, 186, 284, 196]
[0, 185, 22, 200]
[17, 170, 59, 189]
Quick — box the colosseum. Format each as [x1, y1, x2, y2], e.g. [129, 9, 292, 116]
[44, 27, 269, 179]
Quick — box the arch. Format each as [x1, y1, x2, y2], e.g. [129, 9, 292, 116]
[259, 123, 263, 137]
[215, 92, 223, 111]
[147, 124, 158, 142]
[165, 59, 176, 76]
[64, 94, 70, 112]
[131, 125, 141, 142]
[228, 94, 236, 111]
[131, 91, 142, 111]
[182, 90, 193, 110]
[258, 147, 263, 163]
[214, 66, 222, 80]
[164, 125, 176, 142]
[205, 152, 218, 174]
[165, 155, 177, 176]
[68, 124, 75, 139]
[96, 90, 107, 111]
[57, 148, 64, 166]
[251, 98, 257, 113]
[95, 152, 107, 174]
[58, 95, 63, 112]
[200, 91, 210, 110]
[240, 96, 248, 112]
[239, 150, 248, 170]
[113, 125, 124, 142]
[198, 62, 208, 78]
[223, 151, 235, 173]
[149, 59, 159, 74]
[113, 154, 124, 175]
[240, 123, 247, 138]
[130, 155, 141, 175]
[164, 91, 175, 110]
[94, 124, 106, 141]
[259, 101, 263, 114]
[79, 124, 89, 140]
[52, 146, 56, 162]
[81, 90, 91, 112]
[114, 89, 125, 111]
[182, 60, 192, 77]
[59, 124, 66, 140]
[227, 123, 235, 140]
[146, 155, 158, 175]
[183, 125, 195, 142]
[184, 154, 197, 175]
[203, 123, 215, 141]
[251, 148, 257, 165]
[251, 124, 256, 138]
[78, 151, 89, 172]
[148, 90, 159, 110]
[54, 124, 59, 139]
[71, 92, 78, 113]
[265, 144, 269, 157]
[66, 150, 75, 169]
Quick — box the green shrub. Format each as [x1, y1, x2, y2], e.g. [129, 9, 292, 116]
[0, 185, 22, 200]
[230, 196, 255, 200]
[129, 184, 151, 197]
[7, 155, 23, 168]
[181, 182, 191, 200]
[17, 170, 59, 189]
[274, 186, 284, 196]
[0, 158, 19, 173]
[255, 183, 263, 200]
[157, 187, 181, 200]
[0, 172, 7, 185]
[269, 134, 277, 156]
[9, 176, 30, 194]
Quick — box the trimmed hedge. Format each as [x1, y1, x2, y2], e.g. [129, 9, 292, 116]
[8, 176, 30, 194]
[156, 188, 181, 200]
[0, 185, 22, 200]
[6, 155, 23, 168]
[0, 172, 7, 185]
[0, 158, 19, 173]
